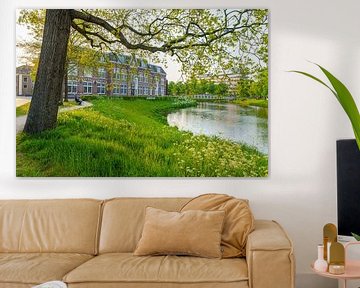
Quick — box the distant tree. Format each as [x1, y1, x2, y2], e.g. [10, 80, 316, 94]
[215, 83, 229, 97]
[254, 69, 268, 98]
[168, 81, 176, 96]
[207, 82, 216, 94]
[246, 68, 268, 99]
[235, 79, 252, 98]
[20, 9, 268, 133]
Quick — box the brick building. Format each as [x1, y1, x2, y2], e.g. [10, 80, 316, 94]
[67, 54, 167, 97]
[16, 65, 34, 96]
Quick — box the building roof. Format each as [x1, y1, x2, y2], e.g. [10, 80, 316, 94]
[16, 65, 32, 74]
[107, 53, 166, 75]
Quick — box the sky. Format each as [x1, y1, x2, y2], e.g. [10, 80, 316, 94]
[15, 12, 183, 82]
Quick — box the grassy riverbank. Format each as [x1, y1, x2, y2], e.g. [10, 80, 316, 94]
[232, 98, 268, 108]
[16, 98, 268, 177]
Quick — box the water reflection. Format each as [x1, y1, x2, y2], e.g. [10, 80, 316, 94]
[167, 102, 268, 154]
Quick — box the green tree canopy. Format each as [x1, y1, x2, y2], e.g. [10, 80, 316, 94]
[168, 79, 229, 96]
[18, 9, 268, 79]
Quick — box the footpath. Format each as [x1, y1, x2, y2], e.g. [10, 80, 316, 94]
[16, 101, 92, 133]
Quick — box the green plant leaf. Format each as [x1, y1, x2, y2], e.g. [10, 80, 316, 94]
[289, 70, 337, 98]
[351, 232, 360, 241]
[290, 64, 360, 150]
[316, 65, 360, 144]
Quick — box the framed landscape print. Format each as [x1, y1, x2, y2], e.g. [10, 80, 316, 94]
[16, 9, 269, 177]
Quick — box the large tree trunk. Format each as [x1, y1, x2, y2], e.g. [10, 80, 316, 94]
[24, 10, 72, 134]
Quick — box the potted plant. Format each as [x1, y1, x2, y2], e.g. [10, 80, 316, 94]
[291, 64, 360, 241]
[352, 233, 360, 241]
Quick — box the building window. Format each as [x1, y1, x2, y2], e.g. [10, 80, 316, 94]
[97, 82, 106, 94]
[113, 84, 120, 95]
[23, 77, 28, 83]
[113, 68, 120, 80]
[67, 80, 77, 94]
[160, 78, 165, 85]
[144, 87, 149, 95]
[23, 84, 27, 89]
[84, 67, 92, 77]
[139, 73, 144, 83]
[144, 75, 148, 83]
[83, 81, 92, 94]
[120, 84, 127, 95]
[68, 64, 78, 76]
[140, 60, 147, 68]
[138, 86, 144, 95]
[98, 68, 106, 79]
[154, 82, 159, 96]
[121, 69, 127, 81]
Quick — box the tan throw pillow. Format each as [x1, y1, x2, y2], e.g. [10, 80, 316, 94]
[181, 194, 254, 258]
[134, 207, 225, 258]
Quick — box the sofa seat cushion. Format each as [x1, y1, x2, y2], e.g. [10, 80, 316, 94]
[0, 253, 93, 285]
[64, 253, 248, 286]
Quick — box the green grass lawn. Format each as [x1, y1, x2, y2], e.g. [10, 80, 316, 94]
[232, 98, 268, 108]
[16, 102, 30, 117]
[16, 98, 268, 177]
[16, 101, 77, 117]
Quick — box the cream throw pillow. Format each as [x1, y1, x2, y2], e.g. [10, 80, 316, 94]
[181, 194, 255, 258]
[134, 207, 225, 258]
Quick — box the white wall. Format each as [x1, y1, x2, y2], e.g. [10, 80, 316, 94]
[1, 0, 360, 287]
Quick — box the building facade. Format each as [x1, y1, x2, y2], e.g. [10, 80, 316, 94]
[16, 65, 34, 96]
[67, 54, 167, 97]
[199, 73, 242, 95]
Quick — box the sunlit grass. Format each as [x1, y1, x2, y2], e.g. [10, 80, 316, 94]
[16, 98, 268, 177]
[16, 103, 30, 117]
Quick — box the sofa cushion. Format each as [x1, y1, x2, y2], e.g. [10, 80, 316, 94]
[134, 207, 225, 258]
[63, 253, 248, 285]
[181, 194, 254, 258]
[0, 253, 93, 285]
[0, 199, 103, 254]
[99, 198, 190, 253]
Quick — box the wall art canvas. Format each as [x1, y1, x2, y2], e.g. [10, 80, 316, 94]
[16, 9, 269, 177]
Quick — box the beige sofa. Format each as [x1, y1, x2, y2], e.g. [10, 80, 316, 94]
[0, 198, 295, 288]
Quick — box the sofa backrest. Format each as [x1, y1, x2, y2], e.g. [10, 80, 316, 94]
[0, 199, 102, 255]
[99, 197, 190, 253]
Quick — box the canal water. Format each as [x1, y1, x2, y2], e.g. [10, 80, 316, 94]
[167, 102, 268, 154]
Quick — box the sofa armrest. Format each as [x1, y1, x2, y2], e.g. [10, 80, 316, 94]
[246, 220, 295, 288]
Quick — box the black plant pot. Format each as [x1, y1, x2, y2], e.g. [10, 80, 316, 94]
[337, 139, 360, 237]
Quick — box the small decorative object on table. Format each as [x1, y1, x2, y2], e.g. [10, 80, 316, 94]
[314, 244, 328, 272]
[32, 281, 67, 288]
[329, 242, 345, 274]
[323, 223, 337, 262]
